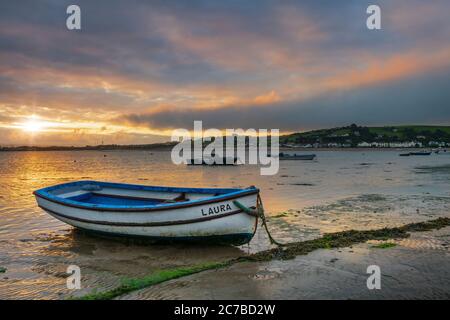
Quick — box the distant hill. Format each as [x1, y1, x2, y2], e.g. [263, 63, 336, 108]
[280, 124, 450, 148]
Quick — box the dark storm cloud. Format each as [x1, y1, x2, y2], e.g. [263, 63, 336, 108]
[2, 0, 447, 85]
[120, 69, 450, 130]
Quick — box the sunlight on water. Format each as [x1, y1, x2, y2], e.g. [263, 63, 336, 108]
[1, 150, 450, 299]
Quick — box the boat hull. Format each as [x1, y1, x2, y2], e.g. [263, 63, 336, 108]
[280, 155, 316, 160]
[34, 186, 258, 244]
[409, 152, 431, 156]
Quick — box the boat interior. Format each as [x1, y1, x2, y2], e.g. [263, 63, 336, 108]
[38, 181, 245, 206]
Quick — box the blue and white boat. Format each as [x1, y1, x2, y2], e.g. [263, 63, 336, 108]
[34, 181, 259, 244]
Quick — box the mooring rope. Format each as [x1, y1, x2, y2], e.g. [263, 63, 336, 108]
[233, 194, 285, 247]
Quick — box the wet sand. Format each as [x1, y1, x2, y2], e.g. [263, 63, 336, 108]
[118, 227, 450, 300]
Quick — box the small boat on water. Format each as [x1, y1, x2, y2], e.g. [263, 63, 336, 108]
[279, 152, 316, 160]
[399, 151, 432, 156]
[187, 156, 238, 166]
[34, 181, 259, 244]
[409, 151, 432, 156]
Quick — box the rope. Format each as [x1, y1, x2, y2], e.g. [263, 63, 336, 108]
[233, 194, 285, 247]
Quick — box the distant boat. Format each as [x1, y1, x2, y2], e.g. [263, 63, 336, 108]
[34, 181, 259, 244]
[409, 151, 432, 156]
[186, 156, 238, 166]
[400, 151, 432, 156]
[279, 152, 316, 160]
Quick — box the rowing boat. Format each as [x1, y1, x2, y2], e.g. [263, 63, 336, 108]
[33, 181, 259, 244]
[409, 151, 432, 156]
[186, 156, 238, 165]
[279, 153, 316, 160]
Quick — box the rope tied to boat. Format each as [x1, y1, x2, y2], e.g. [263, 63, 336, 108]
[233, 194, 285, 247]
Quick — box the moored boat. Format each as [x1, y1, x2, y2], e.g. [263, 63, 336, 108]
[279, 152, 316, 160]
[186, 156, 238, 165]
[33, 181, 259, 244]
[409, 151, 432, 156]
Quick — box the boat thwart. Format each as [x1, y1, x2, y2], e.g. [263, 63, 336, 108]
[33, 181, 259, 244]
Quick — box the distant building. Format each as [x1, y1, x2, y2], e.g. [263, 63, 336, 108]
[389, 141, 422, 148]
[372, 142, 390, 147]
[429, 141, 446, 147]
[327, 143, 339, 147]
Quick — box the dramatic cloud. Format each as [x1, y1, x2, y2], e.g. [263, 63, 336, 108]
[117, 69, 450, 131]
[0, 0, 449, 145]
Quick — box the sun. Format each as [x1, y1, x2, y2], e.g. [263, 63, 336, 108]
[21, 115, 45, 132]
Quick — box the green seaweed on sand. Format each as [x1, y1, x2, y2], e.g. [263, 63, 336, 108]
[76, 217, 450, 300]
[372, 242, 397, 249]
[76, 261, 231, 300]
[0, 267, 6, 273]
[271, 212, 289, 218]
[239, 227, 410, 261]
[401, 217, 450, 232]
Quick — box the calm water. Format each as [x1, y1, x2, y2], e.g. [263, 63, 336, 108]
[1, 150, 450, 299]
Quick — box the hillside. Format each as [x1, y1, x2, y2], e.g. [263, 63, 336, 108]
[280, 124, 450, 148]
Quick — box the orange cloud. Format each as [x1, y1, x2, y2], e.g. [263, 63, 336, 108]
[253, 91, 281, 105]
[322, 47, 450, 92]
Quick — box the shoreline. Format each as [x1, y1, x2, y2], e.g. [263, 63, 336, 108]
[0, 146, 439, 153]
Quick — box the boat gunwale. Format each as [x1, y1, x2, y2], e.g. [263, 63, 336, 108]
[33, 180, 259, 212]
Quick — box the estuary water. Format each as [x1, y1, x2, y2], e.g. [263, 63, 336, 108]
[0, 150, 449, 299]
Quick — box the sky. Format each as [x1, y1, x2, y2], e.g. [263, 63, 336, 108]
[0, 0, 449, 146]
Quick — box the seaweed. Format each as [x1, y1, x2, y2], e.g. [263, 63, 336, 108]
[371, 242, 397, 249]
[76, 261, 230, 300]
[238, 227, 409, 261]
[400, 217, 450, 232]
[0, 267, 6, 273]
[271, 212, 289, 218]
